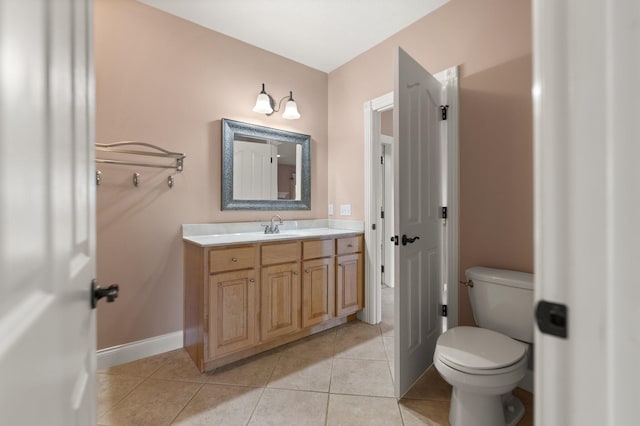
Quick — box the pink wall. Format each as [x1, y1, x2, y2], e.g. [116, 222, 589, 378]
[94, 0, 328, 349]
[328, 0, 533, 325]
[380, 109, 393, 137]
[277, 165, 296, 199]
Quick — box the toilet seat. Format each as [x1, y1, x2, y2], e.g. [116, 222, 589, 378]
[436, 327, 527, 376]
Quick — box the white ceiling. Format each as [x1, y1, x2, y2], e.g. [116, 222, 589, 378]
[137, 0, 449, 73]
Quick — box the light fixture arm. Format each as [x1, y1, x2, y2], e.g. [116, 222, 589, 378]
[264, 91, 294, 116]
[254, 83, 300, 119]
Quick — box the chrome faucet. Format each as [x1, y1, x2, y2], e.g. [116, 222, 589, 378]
[263, 215, 283, 234]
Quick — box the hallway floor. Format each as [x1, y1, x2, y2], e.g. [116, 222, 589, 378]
[97, 287, 533, 425]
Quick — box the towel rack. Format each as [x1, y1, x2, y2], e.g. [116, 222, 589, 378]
[95, 141, 186, 188]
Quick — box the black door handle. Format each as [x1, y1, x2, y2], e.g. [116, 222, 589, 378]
[401, 234, 420, 246]
[91, 279, 119, 309]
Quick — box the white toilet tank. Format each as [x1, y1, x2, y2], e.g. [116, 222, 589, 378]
[466, 267, 534, 343]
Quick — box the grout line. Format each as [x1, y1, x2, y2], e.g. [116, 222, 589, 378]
[246, 386, 267, 425]
[95, 374, 148, 422]
[324, 355, 336, 425]
[168, 382, 205, 425]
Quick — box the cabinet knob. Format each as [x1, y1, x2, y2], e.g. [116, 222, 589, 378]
[338, 263, 342, 267]
[231, 257, 238, 262]
[249, 278, 255, 283]
[293, 271, 299, 275]
[347, 244, 353, 248]
[304, 269, 310, 273]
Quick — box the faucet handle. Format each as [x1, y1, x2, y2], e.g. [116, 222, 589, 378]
[262, 224, 270, 234]
[273, 224, 280, 233]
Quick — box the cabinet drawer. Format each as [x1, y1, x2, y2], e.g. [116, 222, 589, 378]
[303, 239, 335, 260]
[336, 235, 362, 255]
[209, 246, 255, 274]
[261, 241, 300, 266]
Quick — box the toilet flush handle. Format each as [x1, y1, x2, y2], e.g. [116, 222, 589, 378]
[459, 279, 474, 288]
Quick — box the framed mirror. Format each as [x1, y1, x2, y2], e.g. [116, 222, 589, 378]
[221, 118, 311, 210]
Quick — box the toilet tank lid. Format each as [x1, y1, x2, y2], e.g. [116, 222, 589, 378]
[466, 267, 533, 290]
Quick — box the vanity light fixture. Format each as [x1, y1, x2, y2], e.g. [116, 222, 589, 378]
[253, 83, 301, 119]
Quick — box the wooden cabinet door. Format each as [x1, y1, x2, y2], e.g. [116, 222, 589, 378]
[336, 253, 364, 317]
[208, 269, 257, 359]
[260, 263, 301, 342]
[302, 257, 335, 328]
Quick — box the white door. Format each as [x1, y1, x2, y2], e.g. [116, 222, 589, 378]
[0, 0, 97, 424]
[533, 0, 639, 424]
[393, 47, 444, 397]
[233, 141, 278, 199]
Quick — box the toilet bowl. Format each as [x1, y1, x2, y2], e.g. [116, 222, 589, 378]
[434, 267, 533, 426]
[435, 326, 528, 426]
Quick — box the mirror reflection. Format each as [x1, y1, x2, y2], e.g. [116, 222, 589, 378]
[221, 119, 311, 210]
[233, 135, 302, 201]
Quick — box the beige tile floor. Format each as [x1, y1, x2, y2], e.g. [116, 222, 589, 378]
[97, 286, 533, 425]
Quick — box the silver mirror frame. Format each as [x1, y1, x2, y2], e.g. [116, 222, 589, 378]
[221, 118, 311, 210]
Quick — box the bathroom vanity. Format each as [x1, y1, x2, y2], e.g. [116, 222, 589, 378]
[182, 225, 364, 372]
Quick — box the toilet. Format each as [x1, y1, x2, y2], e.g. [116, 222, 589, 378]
[434, 267, 533, 426]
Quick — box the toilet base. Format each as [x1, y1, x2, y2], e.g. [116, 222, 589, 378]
[449, 389, 524, 426]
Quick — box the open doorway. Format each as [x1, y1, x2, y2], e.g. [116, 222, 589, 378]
[362, 65, 459, 328]
[362, 65, 460, 395]
[378, 109, 395, 356]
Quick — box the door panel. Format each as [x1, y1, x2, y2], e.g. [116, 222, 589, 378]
[0, 0, 96, 423]
[394, 47, 443, 397]
[261, 263, 300, 341]
[302, 258, 335, 328]
[209, 270, 257, 358]
[336, 254, 364, 317]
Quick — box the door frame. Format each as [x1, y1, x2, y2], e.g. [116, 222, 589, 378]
[362, 65, 459, 326]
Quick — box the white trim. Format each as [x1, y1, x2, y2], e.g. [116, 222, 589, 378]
[96, 331, 183, 370]
[363, 93, 393, 324]
[534, 0, 638, 424]
[519, 370, 534, 394]
[435, 65, 460, 329]
[363, 66, 459, 327]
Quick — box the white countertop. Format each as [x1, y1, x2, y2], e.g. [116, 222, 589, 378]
[182, 219, 364, 247]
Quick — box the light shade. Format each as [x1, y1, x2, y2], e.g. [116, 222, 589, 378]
[282, 99, 300, 119]
[253, 92, 273, 114]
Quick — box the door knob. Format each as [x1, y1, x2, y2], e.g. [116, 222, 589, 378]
[91, 279, 119, 309]
[401, 234, 420, 246]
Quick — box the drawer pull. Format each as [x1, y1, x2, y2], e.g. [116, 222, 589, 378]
[347, 244, 353, 248]
[231, 257, 238, 262]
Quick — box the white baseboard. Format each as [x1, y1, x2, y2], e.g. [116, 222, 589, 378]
[518, 369, 534, 394]
[97, 330, 183, 370]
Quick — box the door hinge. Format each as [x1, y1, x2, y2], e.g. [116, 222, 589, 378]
[381, 265, 385, 273]
[380, 210, 385, 219]
[270, 157, 273, 163]
[381, 155, 384, 165]
[372, 223, 376, 230]
[441, 304, 448, 317]
[441, 207, 447, 219]
[440, 105, 449, 120]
